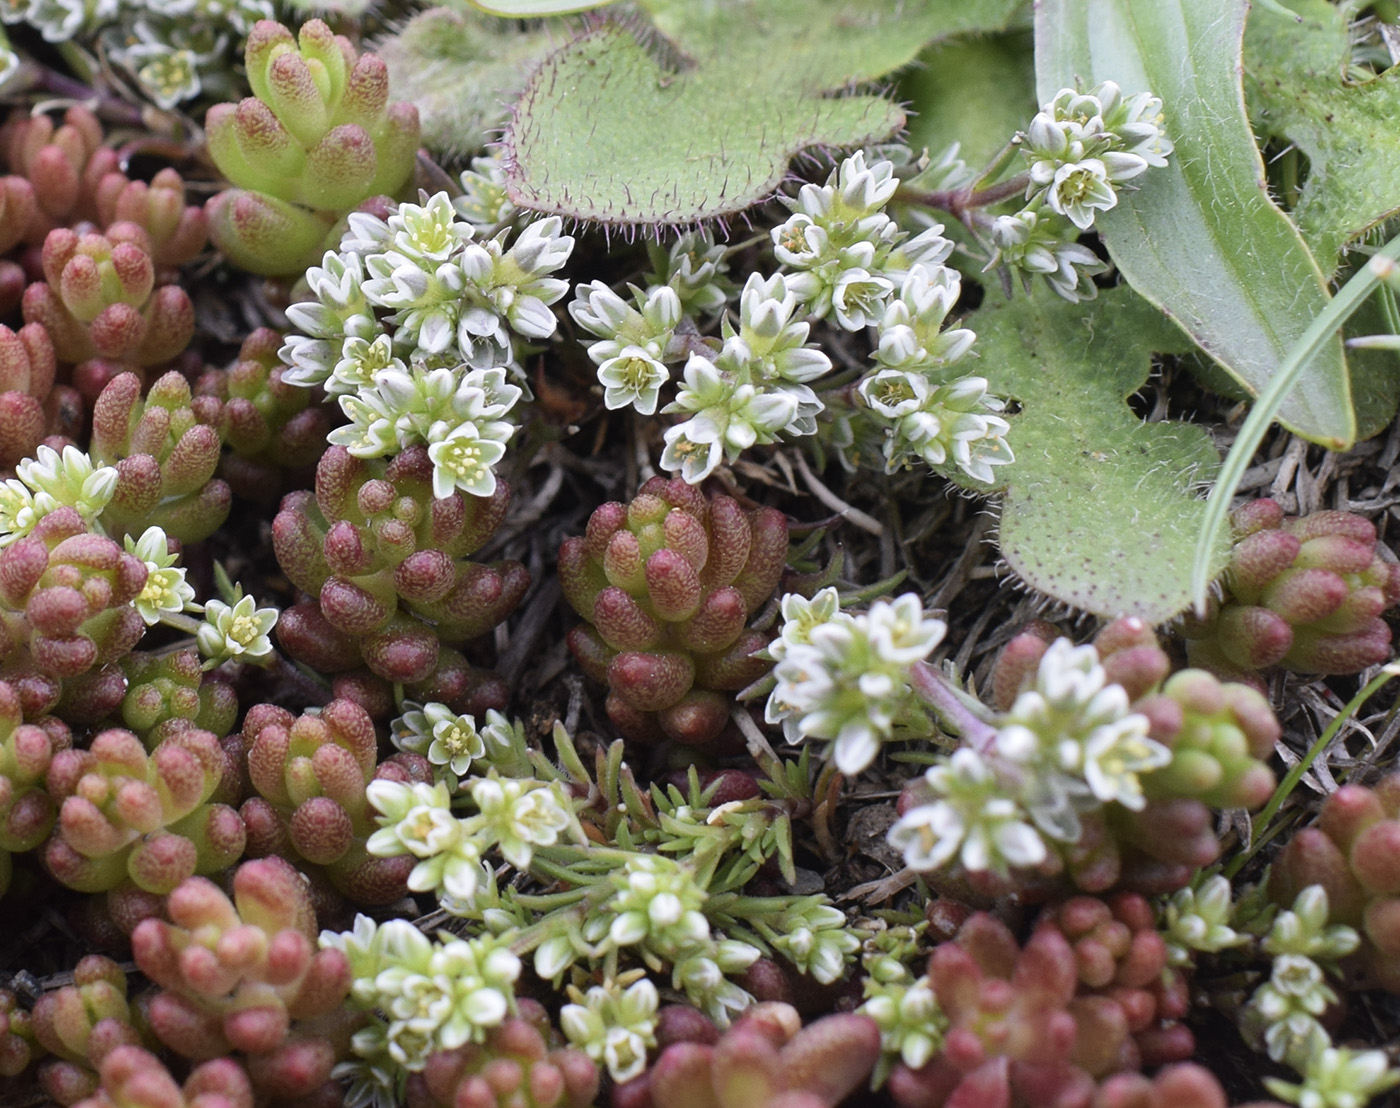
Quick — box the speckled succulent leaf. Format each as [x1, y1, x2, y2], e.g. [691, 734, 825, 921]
[378, 8, 558, 159]
[500, 0, 1021, 226]
[1243, 0, 1400, 274]
[965, 285, 1223, 622]
[1036, 0, 1353, 447]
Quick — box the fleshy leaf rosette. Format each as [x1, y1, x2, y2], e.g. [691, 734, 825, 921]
[91, 371, 231, 543]
[0, 322, 58, 467]
[614, 1002, 879, 1108]
[92, 167, 208, 275]
[1183, 498, 1400, 676]
[204, 18, 420, 276]
[1270, 772, 1400, 993]
[131, 857, 353, 1100]
[406, 1000, 599, 1108]
[272, 445, 528, 685]
[1036, 895, 1193, 1071]
[195, 328, 330, 502]
[886, 913, 1132, 1108]
[21, 223, 195, 369]
[237, 698, 426, 904]
[0, 986, 37, 1079]
[32, 954, 143, 1106]
[0, 679, 67, 895]
[560, 476, 786, 745]
[120, 649, 239, 750]
[0, 105, 116, 246]
[42, 727, 245, 894]
[0, 508, 149, 721]
[72, 1044, 254, 1108]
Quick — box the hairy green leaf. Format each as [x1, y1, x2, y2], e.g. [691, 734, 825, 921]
[965, 285, 1227, 622]
[1244, 0, 1400, 272]
[501, 0, 1023, 227]
[377, 8, 558, 159]
[1036, 0, 1353, 449]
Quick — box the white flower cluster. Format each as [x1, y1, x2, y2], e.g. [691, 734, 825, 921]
[993, 81, 1172, 302]
[1159, 874, 1249, 967]
[535, 854, 759, 1025]
[889, 638, 1170, 878]
[125, 526, 197, 626]
[280, 193, 574, 494]
[0, 444, 117, 545]
[560, 976, 658, 1083]
[1244, 887, 1361, 1074]
[365, 775, 576, 904]
[764, 588, 945, 775]
[324, 915, 521, 1071]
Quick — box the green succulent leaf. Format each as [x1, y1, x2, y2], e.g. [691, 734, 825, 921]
[500, 0, 1023, 227]
[1244, 0, 1400, 273]
[378, 8, 560, 158]
[1035, 0, 1353, 449]
[962, 285, 1228, 623]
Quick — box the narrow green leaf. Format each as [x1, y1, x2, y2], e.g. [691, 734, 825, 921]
[964, 285, 1229, 623]
[1189, 236, 1400, 611]
[501, 0, 1022, 227]
[1035, 0, 1353, 448]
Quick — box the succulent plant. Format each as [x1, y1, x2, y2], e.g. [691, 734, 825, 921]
[0, 105, 117, 246]
[0, 321, 58, 467]
[272, 445, 528, 686]
[1093, 1064, 1285, 1108]
[1037, 894, 1193, 1069]
[42, 726, 244, 894]
[886, 911, 1135, 1108]
[195, 327, 330, 502]
[612, 1001, 880, 1108]
[0, 507, 150, 720]
[119, 649, 239, 749]
[0, 985, 37, 1078]
[32, 954, 144, 1105]
[1269, 773, 1400, 993]
[204, 18, 421, 276]
[237, 698, 426, 904]
[559, 476, 787, 745]
[405, 1000, 599, 1108]
[0, 678, 67, 894]
[91, 370, 230, 542]
[21, 223, 195, 369]
[92, 167, 209, 277]
[132, 857, 354, 1100]
[72, 1044, 254, 1108]
[1182, 499, 1400, 677]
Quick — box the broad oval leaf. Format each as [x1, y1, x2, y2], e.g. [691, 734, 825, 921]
[1035, 0, 1353, 449]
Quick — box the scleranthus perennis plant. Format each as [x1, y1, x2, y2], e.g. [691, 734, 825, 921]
[279, 191, 574, 392]
[763, 587, 945, 774]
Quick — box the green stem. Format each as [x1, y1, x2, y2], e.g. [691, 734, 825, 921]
[1224, 663, 1400, 878]
[1190, 233, 1400, 612]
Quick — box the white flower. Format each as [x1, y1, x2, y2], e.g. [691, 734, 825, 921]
[889, 749, 1046, 875]
[561, 978, 659, 1083]
[16, 444, 117, 522]
[1043, 159, 1119, 230]
[470, 777, 573, 870]
[196, 593, 278, 666]
[124, 527, 196, 626]
[597, 344, 670, 414]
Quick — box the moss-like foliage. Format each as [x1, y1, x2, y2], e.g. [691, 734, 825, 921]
[961, 285, 1227, 622]
[495, 0, 1022, 227]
